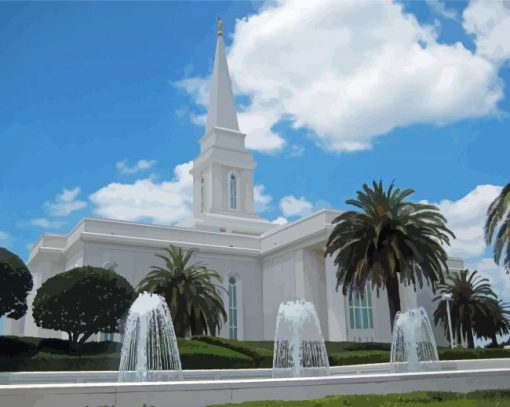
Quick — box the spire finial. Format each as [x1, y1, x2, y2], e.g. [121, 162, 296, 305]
[217, 16, 223, 37]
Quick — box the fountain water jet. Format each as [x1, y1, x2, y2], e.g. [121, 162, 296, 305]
[272, 300, 329, 378]
[390, 306, 439, 372]
[118, 292, 182, 382]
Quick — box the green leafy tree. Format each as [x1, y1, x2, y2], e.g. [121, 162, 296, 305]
[474, 299, 510, 347]
[0, 248, 33, 319]
[485, 183, 510, 273]
[137, 245, 227, 338]
[434, 269, 497, 348]
[32, 266, 135, 344]
[325, 181, 454, 329]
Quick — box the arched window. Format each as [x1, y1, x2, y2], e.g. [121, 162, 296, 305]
[230, 174, 237, 209]
[200, 177, 205, 213]
[348, 283, 373, 330]
[228, 277, 238, 340]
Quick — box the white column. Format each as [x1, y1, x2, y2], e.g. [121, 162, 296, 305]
[294, 249, 306, 298]
[325, 255, 348, 341]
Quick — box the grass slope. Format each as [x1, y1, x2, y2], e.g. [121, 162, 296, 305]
[208, 390, 510, 406]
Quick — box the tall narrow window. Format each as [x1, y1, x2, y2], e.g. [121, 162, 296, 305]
[230, 174, 237, 209]
[200, 177, 205, 213]
[228, 277, 238, 340]
[349, 283, 374, 330]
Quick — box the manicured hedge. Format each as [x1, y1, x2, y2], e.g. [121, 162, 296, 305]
[208, 390, 510, 406]
[178, 339, 254, 369]
[0, 336, 253, 371]
[439, 347, 510, 360]
[194, 336, 273, 367]
[325, 341, 391, 353]
[28, 352, 121, 371]
[329, 350, 390, 366]
[2, 335, 510, 372]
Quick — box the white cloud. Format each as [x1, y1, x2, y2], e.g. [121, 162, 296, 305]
[254, 184, 272, 213]
[90, 161, 193, 225]
[426, 0, 458, 20]
[286, 145, 305, 158]
[217, 0, 501, 153]
[45, 187, 87, 217]
[272, 216, 288, 225]
[463, 0, 510, 63]
[116, 159, 156, 175]
[30, 218, 67, 228]
[175, 77, 210, 106]
[280, 195, 313, 218]
[238, 103, 285, 152]
[426, 185, 502, 259]
[0, 231, 8, 241]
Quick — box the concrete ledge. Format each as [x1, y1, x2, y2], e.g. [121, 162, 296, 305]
[0, 362, 509, 407]
[2, 358, 510, 385]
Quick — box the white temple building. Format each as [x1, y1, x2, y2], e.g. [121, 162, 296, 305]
[5, 23, 464, 345]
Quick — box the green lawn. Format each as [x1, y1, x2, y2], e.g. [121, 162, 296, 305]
[208, 390, 510, 406]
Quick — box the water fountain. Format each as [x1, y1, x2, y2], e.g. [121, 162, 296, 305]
[390, 307, 440, 372]
[118, 292, 182, 382]
[272, 299, 329, 378]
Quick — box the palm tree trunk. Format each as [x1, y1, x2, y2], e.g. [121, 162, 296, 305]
[386, 274, 401, 332]
[467, 328, 475, 349]
[491, 334, 498, 347]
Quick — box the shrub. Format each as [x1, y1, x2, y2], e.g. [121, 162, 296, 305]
[0, 336, 38, 371]
[0, 248, 33, 319]
[37, 338, 71, 354]
[33, 266, 136, 344]
[439, 347, 510, 360]
[178, 338, 254, 369]
[194, 336, 273, 367]
[329, 350, 389, 366]
[0, 336, 37, 357]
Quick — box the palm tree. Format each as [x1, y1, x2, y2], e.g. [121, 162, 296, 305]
[474, 299, 510, 347]
[485, 183, 510, 273]
[434, 269, 497, 348]
[137, 245, 227, 338]
[325, 181, 454, 330]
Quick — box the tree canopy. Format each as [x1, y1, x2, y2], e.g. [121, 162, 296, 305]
[434, 269, 497, 348]
[32, 266, 135, 344]
[137, 245, 227, 338]
[0, 248, 33, 319]
[485, 183, 510, 272]
[325, 180, 454, 329]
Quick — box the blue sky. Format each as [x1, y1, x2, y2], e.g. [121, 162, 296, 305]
[1, 1, 509, 334]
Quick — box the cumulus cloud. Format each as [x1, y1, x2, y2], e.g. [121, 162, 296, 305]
[175, 1, 510, 155]
[45, 187, 87, 217]
[254, 184, 272, 213]
[90, 162, 193, 225]
[279, 195, 313, 218]
[425, 185, 502, 259]
[463, 0, 510, 63]
[116, 159, 156, 175]
[30, 218, 67, 228]
[221, 0, 504, 153]
[0, 231, 8, 241]
[272, 216, 289, 225]
[426, 0, 458, 20]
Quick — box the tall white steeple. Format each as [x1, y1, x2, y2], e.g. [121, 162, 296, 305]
[189, 18, 273, 235]
[205, 17, 240, 133]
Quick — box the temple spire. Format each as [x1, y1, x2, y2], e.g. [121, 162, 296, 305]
[205, 17, 240, 132]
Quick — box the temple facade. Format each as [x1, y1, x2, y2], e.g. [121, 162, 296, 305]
[4, 22, 464, 345]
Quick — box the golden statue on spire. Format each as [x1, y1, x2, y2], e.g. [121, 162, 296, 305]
[217, 16, 223, 37]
